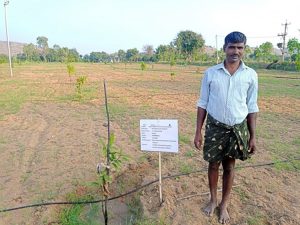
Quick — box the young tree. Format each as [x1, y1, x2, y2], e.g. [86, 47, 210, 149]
[140, 61, 147, 70]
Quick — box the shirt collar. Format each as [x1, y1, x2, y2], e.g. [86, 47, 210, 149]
[216, 60, 249, 71]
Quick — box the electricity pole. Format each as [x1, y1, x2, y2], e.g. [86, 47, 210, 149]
[4, 0, 13, 77]
[215, 35, 219, 64]
[278, 20, 290, 62]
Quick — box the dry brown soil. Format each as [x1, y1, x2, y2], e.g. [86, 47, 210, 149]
[0, 63, 299, 225]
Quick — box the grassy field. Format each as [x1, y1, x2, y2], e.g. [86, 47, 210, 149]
[0, 62, 299, 225]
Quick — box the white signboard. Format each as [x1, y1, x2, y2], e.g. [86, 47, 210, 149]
[140, 119, 178, 153]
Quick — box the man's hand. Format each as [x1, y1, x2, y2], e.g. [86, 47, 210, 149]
[248, 137, 256, 154]
[194, 132, 203, 150]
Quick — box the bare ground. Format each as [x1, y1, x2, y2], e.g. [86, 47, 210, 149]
[0, 63, 299, 225]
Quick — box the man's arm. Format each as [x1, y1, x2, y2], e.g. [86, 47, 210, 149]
[194, 107, 207, 150]
[247, 112, 257, 154]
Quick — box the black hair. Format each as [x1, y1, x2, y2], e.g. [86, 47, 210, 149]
[224, 31, 247, 46]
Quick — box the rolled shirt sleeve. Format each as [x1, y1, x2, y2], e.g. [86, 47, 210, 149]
[197, 71, 209, 109]
[246, 71, 259, 113]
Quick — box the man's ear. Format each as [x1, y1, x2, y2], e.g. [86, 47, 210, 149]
[223, 44, 226, 52]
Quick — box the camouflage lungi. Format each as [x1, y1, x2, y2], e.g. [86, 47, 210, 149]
[203, 114, 250, 162]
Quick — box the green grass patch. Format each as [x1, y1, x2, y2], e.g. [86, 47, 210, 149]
[256, 112, 299, 163]
[234, 187, 249, 203]
[246, 212, 267, 225]
[272, 158, 300, 171]
[0, 137, 6, 145]
[179, 162, 194, 174]
[292, 136, 300, 146]
[184, 150, 195, 157]
[59, 190, 95, 225]
[258, 75, 300, 98]
[179, 135, 190, 145]
[0, 87, 31, 119]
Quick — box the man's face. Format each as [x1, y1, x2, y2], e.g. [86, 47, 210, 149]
[223, 42, 245, 63]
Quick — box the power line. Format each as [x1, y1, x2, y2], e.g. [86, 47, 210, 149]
[0, 157, 299, 213]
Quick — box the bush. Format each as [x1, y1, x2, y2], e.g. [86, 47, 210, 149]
[0, 54, 8, 64]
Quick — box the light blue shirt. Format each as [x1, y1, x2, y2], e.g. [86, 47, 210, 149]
[197, 61, 259, 126]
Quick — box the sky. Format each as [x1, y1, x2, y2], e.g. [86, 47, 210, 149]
[1, 0, 300, 55]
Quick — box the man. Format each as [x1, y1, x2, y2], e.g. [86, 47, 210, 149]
[194, 31, 258, 224]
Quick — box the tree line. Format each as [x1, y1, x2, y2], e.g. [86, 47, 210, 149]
[1, 30, 300, 68]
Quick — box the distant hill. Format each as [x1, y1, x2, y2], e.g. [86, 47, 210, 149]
[0, 41, 26, 56]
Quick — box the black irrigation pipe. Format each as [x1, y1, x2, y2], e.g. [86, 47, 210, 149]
[0, 157, 299, 213]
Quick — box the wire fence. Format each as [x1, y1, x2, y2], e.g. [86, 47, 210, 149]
[0, 157, 299, 213]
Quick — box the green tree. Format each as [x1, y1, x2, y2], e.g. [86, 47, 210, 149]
[244, 45, 253, 60]
[287, 38, 300, 61]
[0, 54, 8, 64]
[254, 42, 274, 62]
[67, 48, 80, 62]
[36, 36, 49, 61]
[156, 44, 177, 62]
[173, 30, 205, 62]
[156, 45, 168, 61]
[83, 54, 90, 62]
[296, 54, 300, 71]
[89, 52, 110, 63]
[58, 47, 69, 63]
[117, 49, 126, 62]
[126, 48, 139, 61]
[23, 43, 40, 61]
[45, 48, 57, 62]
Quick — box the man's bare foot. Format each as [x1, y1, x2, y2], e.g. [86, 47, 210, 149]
[204, 201, 217, 217]
[219, 205, 230, 224]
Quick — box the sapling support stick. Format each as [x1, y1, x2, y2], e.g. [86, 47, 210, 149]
[103, 79, 110, 225]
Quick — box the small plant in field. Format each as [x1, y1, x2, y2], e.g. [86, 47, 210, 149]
[75, 75, 87, 99]
[140, 61, 147, 71]
[96, 133, 129, 196]
[184, 150, 195, 157]
[66, 63, 75, 82]
[179, 162, 193, 173]
[234, 187, 249, 203]
[170, 72, 176, 80]
[170, 58, 176, 67]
